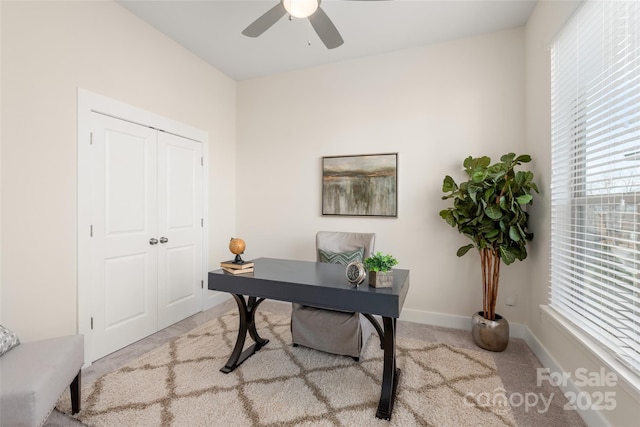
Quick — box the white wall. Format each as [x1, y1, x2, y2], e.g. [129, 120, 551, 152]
[0, 1, 237, 339]
[525, 1, 639, 425]
[237, 28, 529, 326]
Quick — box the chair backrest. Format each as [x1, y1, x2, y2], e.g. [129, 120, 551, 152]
[315, 231, 376, 262]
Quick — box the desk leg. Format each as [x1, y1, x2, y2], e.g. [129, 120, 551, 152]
[376, 316, 400, 420]
[220, 294, 269, 374]
[363, 313, 385, 350]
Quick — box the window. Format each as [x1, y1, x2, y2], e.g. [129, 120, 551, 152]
[550, 0, 640, 374]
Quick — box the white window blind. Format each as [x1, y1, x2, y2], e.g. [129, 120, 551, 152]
[551, 0, 640, 374]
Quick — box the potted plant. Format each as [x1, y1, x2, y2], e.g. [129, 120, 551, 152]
[439, 153, 538, 351]
[364, 252, 398, 288]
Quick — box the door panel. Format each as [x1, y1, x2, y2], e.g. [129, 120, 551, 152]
[157, 132, 203, 329]
[104, 253, 148, 329]
[165, 245, 196, 304]
[105, 134, 149, 235]
[166, 143, 197, 229]
[91, 114, 158, 361]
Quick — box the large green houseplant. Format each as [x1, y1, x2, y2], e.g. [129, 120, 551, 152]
[440, 153, 539, 326]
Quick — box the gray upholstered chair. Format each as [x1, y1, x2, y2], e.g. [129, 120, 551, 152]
[291, 231, 382, 359]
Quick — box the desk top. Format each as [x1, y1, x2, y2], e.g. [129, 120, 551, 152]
[208, 257, 410, 318]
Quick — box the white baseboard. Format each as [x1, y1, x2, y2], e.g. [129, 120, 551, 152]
[399, 308, 527, 339]
[203, 290, 231, 311]
[522, 324, 611, 427]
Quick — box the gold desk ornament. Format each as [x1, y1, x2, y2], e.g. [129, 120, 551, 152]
[229, 237, 246, 264]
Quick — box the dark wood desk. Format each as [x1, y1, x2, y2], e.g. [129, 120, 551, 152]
[208, 257, 410, 420]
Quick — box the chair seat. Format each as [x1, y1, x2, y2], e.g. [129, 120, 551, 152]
[291, 303, 368, 358]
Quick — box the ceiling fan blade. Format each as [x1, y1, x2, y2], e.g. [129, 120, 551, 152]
[308, 7, 344, 49]
[242, 2, 287, 38]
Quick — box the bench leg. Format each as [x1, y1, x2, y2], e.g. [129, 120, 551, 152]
[70, 370, 81, 414]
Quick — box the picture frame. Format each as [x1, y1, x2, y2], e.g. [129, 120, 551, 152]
[322, 153, 398, 217]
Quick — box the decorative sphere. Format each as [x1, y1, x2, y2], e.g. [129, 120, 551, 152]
[229, 238, 246, 255]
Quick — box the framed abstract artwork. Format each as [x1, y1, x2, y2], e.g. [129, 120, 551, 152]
[322, 153, 398, 217]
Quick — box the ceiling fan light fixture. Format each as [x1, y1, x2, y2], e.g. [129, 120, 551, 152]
[282, 0, 319, 19]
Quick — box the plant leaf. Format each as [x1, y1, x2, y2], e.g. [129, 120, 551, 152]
[472, 170, 487, 183]
[499, 246, 517, 265]
[442, 175, 457, 192]
[484, 205, 503, 220]
[457, 244, 475, 257]
[478, 156, 491, 168]
[516, 194, 533, 204]
[485, 229, 500, 239]
[499, 195, 507, 210]
[500, 153, 516, 163]
[463, 156, 474, 169]
[509, 225, 521, 241]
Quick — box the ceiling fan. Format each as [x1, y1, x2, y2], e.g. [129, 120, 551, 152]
[242, 0, 364, 49]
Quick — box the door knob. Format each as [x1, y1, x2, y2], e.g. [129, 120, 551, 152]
[149, 238, 158, 245]
[160, 237, 168, 244]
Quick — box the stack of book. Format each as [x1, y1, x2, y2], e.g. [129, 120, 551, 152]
[220, 260, 254, 275]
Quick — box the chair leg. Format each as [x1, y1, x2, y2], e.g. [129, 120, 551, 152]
[70, 370, 81, 415]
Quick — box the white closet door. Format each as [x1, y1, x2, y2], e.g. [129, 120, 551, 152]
[91, 114, 159, 360]
[157, 132, 203, 329]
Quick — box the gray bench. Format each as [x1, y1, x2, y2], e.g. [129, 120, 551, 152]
[1, 334, 83, 427]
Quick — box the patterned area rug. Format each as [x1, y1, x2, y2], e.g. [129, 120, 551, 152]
[58, 311, 515, 426]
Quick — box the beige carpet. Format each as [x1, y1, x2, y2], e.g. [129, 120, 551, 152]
[58, 311, 515, 426]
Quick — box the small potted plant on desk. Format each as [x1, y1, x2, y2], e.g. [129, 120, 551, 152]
[365, 252, 398, 288]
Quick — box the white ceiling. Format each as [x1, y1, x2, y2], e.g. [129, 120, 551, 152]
[117, 0, 537, 81]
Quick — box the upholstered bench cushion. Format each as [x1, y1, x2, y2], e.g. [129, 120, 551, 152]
[1, 334, 83, 427]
